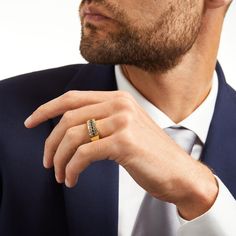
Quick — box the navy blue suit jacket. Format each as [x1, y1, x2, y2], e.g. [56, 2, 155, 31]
[0, 62, 235, 236]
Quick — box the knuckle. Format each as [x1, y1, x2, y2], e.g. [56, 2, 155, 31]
[61, 111, 74, 125]
[45, 137, 52, 149]
[93, 142, 102, 155]
[36, 105, 45, 114]
[116, 90, 133, 100]
[123, 112, 133, 124]
[64, 90, 79, 100]
[116, 129, 133, 146]
[114, 113, 133, 128]
[113, 96, 135, 112]
[65, 164, 74, 177]
[65, 127, 77, 141]
[76, 146, 87, 157]
[53, 155, 61, 167]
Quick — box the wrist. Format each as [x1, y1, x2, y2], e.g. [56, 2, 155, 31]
[176, 163, 219, 220]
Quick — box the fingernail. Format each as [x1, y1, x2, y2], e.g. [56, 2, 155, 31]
[43, 156, 48, 168]
[55, 175, 61, 183]
[65, 178, 71, 188]
[24, 115, 32, 127]
[75, 176, 79, 183]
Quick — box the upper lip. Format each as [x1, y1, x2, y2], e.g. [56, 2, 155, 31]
[81, 5, 111, 19]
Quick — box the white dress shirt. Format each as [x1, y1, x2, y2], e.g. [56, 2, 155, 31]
[115, 65, 236, 236]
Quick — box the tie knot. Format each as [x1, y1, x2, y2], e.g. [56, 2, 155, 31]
[164, 126, 197, 154]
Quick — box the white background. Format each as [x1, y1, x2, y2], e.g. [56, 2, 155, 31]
[0, 0, 235, 87]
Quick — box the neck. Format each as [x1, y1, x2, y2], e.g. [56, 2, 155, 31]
[121, 9, 224, 123]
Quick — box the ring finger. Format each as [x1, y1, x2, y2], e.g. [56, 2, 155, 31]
[53, 116, 116, 183]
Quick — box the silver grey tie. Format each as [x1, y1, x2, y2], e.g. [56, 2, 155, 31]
[131, 126, 197, 236]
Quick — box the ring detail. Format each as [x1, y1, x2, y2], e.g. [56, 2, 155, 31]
[87, 119, 100, 142]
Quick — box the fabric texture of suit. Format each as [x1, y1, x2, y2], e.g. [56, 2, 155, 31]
[0, 62, 235, 236]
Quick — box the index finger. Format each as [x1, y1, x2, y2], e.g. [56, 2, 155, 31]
[24, 90, 130, 128]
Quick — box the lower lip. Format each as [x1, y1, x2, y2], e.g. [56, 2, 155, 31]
[84, 14, 111, 22]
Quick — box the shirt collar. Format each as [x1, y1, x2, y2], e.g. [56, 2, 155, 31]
[114, 65, 218, 144]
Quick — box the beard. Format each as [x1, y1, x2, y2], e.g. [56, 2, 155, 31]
[79, 0, 203, 73]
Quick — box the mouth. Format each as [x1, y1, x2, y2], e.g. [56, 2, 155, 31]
[81, 4, 113, 23]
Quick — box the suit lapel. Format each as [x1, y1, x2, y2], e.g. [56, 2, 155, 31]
[201, 62, 236, 197]
[52, 64, 119, 235]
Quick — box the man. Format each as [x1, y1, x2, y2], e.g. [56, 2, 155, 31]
[0, 0, 235, 235]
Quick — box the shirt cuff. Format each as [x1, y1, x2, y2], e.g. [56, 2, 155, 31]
[177, 175, 236, 236]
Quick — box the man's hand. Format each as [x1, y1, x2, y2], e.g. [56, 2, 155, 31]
[24, 90, 218, 220]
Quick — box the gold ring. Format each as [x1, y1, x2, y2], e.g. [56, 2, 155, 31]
[87, 119, 100, 142]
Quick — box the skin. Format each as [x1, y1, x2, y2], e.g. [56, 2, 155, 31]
[24, 0, 231, 220]
[80, 0, 203, 73]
